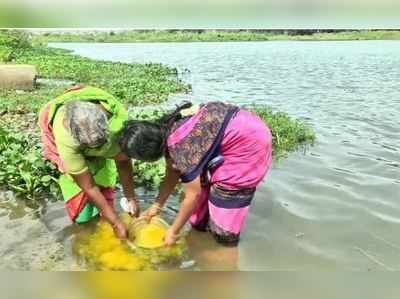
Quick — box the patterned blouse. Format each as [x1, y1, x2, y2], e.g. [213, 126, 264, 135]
[167, 102, 239, 182]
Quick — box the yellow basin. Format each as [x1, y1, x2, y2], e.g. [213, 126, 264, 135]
[128, 217, 170, 249]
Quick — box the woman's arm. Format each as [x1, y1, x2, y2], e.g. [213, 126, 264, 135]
[142, 159, 180, 220]
[72, 170, 127, 239]
[156, 159, 181, 206]
[165, 176, 202, 245]
[114, 153, 139, 217]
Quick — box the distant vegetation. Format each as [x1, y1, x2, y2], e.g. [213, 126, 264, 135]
[33, 29, 400, 43]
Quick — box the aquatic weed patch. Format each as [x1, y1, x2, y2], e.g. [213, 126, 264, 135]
[0, 30, 31, 62]
[13, 47, 190, 106]
[0, 86, 66, 114]
[128, 108, 166, 188]
[250, 106, 316, 159]
[0, 122, 59, 200]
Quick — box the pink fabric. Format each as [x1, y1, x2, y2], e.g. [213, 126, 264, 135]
[181, 108, 273, 235]
[189, 186, 210, 226]
[167, 107, 206, 147]
[38, 104, 67, 172]
[211, 110, 273, 189]
[209, 202, 249, 234]
[189, 186, 250, 234]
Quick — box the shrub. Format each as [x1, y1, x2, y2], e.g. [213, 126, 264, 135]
[0, 30, 32, 62]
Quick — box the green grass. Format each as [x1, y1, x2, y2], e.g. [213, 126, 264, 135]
[34, 30, 400, 44]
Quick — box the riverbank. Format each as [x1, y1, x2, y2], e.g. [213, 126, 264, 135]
[0, 31, 315, 200]
[33, 29, 400, 43]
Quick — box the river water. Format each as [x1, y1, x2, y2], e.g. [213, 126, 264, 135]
[1, 41, 399, 271]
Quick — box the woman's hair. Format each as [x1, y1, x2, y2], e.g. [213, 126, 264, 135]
[119, 102, 192, 161]
[65, 101, 108, 148]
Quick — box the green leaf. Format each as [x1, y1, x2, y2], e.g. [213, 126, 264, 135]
[41, 175, 52, 183]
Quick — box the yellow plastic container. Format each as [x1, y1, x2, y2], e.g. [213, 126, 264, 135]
[128, 217, 170, 249]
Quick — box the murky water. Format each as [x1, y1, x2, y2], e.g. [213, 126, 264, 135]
[1, 41, 399, 270]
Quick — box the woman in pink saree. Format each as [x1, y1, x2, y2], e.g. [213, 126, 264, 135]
[119, 102, 272, 246]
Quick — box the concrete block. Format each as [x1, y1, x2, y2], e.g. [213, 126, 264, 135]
[0, 64, 37, 91]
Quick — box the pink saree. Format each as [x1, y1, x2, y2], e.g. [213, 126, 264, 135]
[167, 103, 272, 244]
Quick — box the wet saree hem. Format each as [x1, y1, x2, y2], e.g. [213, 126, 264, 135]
[65, 186, 115, 223]
[189, 184, 254, 245]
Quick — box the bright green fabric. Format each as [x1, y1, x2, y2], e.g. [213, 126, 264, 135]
[58, 159, 118, 200]
[48, 86, 128, 132]
[49, 86, 128, 175]
[59, 159, 117, 224]
[53, 107, 121, 174]
[75, 203, 100, 224]
[43, 86, 128, 223]
[53, 107, 88, 174]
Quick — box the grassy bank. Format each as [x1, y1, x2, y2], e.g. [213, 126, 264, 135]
[0, 30, 315, 200]
[34, 29, 400, 43]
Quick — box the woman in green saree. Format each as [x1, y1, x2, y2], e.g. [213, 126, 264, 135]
[38, 86, 138, 239]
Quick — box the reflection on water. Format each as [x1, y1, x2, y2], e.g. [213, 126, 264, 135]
[1, 40, 400, 270]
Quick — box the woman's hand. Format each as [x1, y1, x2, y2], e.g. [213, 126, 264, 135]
[142, 159, 180, 221]
[127, 197, 140, 218]
[120, 197, 140, 218]
[164, 228, 180, 246]
[112, 220, 128, 239]
[166, 177, 201, 241]
[115, 155, 139, 217]
[141, 202, 162, 222]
